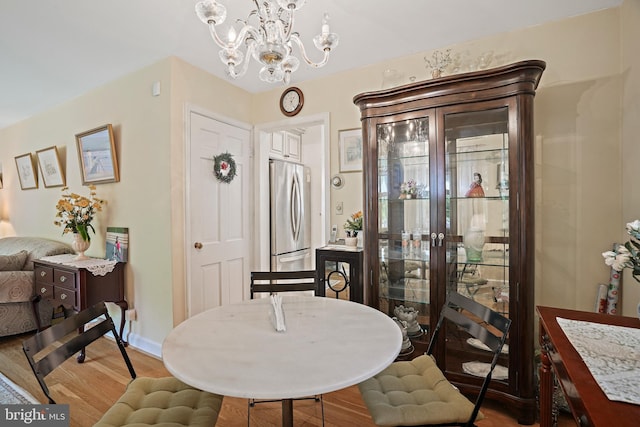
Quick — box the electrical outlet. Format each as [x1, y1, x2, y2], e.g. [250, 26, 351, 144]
[336, 201, 343, 215]
[125, 309, 137, 321]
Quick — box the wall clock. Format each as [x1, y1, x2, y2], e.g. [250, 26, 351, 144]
[280, 87, 304, 117]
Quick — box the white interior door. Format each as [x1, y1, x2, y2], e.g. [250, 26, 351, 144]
[187, 110, 252, 317]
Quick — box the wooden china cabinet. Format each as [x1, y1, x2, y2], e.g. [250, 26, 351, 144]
[353, 60, 545, 424]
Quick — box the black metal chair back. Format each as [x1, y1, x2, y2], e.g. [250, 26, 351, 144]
[426, 291, 512, 425]
[250, 270, 318, 298]
[22, 302, 135, 404]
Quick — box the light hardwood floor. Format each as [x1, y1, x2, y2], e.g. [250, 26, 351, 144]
[0, 332, 574, 426]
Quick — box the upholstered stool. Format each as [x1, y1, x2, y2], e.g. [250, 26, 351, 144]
[358, 354, 483, 426]
[94, 377, 224, 427]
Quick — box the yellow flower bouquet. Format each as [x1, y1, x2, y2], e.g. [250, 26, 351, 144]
[54, 185, 105, 241]
[344, 210, 363, 237]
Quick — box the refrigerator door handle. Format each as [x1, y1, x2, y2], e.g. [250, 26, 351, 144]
[279, 252, 308, 263]
[291, 172, 302, 242]
[290, 177, 297, 240]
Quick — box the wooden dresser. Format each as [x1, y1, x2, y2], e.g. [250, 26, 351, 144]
[34, 257, 128, 345]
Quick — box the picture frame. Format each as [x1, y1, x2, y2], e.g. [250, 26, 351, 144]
[106, 227, 129, 262]
[339, 128, 363, 173]
[14, 153, 38, 190]
[75, 124, 120, 185]
[36, 146, 66, 188]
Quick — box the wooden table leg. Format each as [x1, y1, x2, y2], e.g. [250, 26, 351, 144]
[539, 336, 553, 427]
[281, 399, 293, 427]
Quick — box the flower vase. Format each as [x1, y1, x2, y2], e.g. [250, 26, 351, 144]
[72, 233, 91, 260]
[345, 237, 357, 247]
[464, 227, 485, 262]
[357, 230, 364, 248]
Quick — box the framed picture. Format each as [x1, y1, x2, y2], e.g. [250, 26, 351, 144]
[36, 146, 66, 188]
[75, 124, 120, 184]
[339, 128, 363, 172]
[14, 153, 38, 190]
[106, 227, 129, 262]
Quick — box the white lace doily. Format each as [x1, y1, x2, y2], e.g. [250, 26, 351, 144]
[557, 317, 640, 405]
[39, 254, 117, 276]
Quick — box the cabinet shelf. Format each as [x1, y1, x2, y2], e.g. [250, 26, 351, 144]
[380, 279, 430, 304]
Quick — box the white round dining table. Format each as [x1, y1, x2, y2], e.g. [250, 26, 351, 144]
[162, 295, 402, 426]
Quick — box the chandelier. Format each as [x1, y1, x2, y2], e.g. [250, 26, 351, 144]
[195, 0, 339, 84]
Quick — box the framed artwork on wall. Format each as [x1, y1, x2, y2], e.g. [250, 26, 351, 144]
[36, 146, 66, 188]
[14, 153, 38, 190]
[339, 128, 363, 173]
[75, 124, 120, 185]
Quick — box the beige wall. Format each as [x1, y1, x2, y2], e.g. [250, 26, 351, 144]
[621, 0, 640, 314]
[0, 3, 638, 355]
[0, 58, 252, 352]
[0, 60, 175, 348]
[253, 6, 635, 314]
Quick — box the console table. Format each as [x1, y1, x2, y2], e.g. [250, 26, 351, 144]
[315, 245, 363, 303]
[34, 255, 128, 356]
[538, 306, 640, 427]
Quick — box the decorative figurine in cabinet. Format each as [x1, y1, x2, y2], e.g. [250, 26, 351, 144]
[354, 60, 545, 424]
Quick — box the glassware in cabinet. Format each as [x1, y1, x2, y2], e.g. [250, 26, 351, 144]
[377, 117, 432, 331]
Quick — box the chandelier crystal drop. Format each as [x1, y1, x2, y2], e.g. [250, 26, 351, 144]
[195, 0, 339, 84]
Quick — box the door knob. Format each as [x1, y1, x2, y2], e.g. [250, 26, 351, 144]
[194, 242, 203, 249]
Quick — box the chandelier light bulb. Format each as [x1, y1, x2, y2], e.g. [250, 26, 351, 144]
[321, 13, 330, 35]
[194, 0, 338, 83]
[227, 27, 237, 43]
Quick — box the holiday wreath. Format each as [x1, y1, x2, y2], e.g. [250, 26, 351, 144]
[213, 152, 237, 183]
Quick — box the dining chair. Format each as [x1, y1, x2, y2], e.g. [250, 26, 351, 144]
[248, 270, 324, 426]
[358, 291, 511, 427]
[22, 301, 224, 427]
[249, 269, 318, 298]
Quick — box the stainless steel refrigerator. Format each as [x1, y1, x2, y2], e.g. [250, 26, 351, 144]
[270, 159, 311, 271]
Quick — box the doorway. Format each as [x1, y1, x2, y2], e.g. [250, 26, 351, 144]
[253, 113, 331, 272]
[185, 107, 252, 317]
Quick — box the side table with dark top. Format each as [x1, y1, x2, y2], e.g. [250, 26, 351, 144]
[33, 256, 128, 361]
[537, 306, 640, 427]
[315, 246, 364, 303]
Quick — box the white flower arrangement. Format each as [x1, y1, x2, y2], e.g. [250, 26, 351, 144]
[602, 219, 640, 282]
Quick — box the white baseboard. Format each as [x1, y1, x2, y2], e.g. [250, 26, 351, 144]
[86, 319, 163, 359]
[125, 333, 162, 358]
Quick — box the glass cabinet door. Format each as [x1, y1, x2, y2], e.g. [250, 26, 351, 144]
[377, 117, 431, 335]
[442, 107, 511, 381]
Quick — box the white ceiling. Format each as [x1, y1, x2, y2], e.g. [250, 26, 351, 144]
[0, 0, 622, 130]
